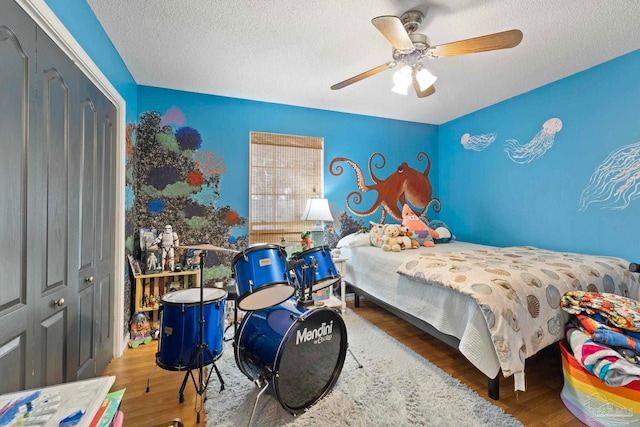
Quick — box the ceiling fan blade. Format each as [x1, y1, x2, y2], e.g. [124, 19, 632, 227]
[371, 16, 414, 51]
[412, 76, 436, 98]
[330, 62, 396, 90]
[427, 29, 523, 58]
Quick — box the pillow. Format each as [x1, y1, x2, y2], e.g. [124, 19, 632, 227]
[336, 231, 371, 248]
[427, 220, 453, 243]
[369, 222, 385, 247]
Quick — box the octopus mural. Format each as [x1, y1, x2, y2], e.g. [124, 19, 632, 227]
[330, 152, 440, 223]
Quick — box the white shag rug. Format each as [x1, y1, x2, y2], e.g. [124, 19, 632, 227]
[205, 309, 523, 427]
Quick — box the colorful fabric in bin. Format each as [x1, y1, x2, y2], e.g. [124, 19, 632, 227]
[560, 339, 640, 427]
[566, 325, 640, 386]
[575, 314, 640, 354]
[561, 292, 640, 332]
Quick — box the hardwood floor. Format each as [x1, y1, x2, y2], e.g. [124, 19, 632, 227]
[102, 298, 584, 426]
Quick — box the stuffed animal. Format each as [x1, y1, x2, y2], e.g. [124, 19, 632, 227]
[401, 204, 438, 247]
[129, 311, 152, 348]
[381, 224, 402, 252]
[399, 226, 420, 249]
[427, 220, 453, 243]
[301, 230, 314, 250]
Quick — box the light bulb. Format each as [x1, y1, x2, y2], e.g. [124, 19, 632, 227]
[391, 65, 412, 95]
[414, 67, 437, 91]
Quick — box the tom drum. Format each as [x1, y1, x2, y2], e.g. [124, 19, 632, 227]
[291, 246, 340, 292]
[232, 244, 295, 311]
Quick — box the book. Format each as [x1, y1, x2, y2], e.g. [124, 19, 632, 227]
[89, 388, 125, 427]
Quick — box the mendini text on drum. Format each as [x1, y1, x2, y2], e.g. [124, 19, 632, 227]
[296, 320, 334, 345]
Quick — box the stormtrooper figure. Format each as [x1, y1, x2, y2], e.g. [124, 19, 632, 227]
[146, 251, 158, 271]
[154, 224, 179, 271]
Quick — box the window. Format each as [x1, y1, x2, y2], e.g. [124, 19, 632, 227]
[249, 131, 323, 244]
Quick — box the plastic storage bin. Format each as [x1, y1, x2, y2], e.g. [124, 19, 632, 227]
[560, 339, 640, 426]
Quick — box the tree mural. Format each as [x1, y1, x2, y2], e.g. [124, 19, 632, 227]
[132, 111, 247, 283]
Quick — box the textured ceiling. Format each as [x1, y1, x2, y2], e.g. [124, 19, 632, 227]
[87, 0, 640, 125]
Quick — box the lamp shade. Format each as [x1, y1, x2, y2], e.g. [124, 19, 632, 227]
[391, 65, 412, 95]
[414, 67, 437, 91]
[301, 198, 334, 222]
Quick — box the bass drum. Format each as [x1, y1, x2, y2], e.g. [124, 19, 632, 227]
[235, 298, 347, 413]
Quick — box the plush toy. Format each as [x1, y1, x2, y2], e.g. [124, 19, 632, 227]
[381, 224, 402, 252]
[401, 204, 438, 247]
[129, 311, 152, 348]
[427, 220, 453, 243]
[301, 230, 314, 250]
[399, 226, 420, 249]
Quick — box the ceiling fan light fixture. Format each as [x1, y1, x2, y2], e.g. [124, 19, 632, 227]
[415, 67, 437, 91]
[391, 65, 412, 95]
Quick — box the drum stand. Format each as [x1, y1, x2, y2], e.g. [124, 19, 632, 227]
[295, 259, 317, 309]
[223, 282, 239, 342]
[181, 249, 225, 423]
[147, 250, 226, 424]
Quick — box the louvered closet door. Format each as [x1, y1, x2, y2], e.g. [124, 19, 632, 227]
[0, 0, 38, 394]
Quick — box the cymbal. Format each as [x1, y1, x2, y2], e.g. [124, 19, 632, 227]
[182, 243, 239, 253]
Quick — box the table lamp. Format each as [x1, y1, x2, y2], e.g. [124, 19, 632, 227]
[301, 198, 334, 247]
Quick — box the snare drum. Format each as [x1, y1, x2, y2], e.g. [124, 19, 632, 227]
[291, 246, 340, 292]
[232, 244, 295, 311]
[235, 298, 347, 414]
[157, 288, 226, 371]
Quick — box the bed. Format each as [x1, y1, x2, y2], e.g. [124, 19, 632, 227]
[337, 238, 640, 399]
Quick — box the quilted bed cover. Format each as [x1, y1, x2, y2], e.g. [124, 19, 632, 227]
[340, 241, 640, 390]
[396, 245, 640, 390]
[340, 242, 503, 380]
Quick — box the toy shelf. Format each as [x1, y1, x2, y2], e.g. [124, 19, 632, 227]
[133, 269, 201, 328]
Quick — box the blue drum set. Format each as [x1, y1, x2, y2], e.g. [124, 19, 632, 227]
[151, 243, 355, 424]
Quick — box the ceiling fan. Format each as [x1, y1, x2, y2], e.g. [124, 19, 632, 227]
[330, 10, 523, 98]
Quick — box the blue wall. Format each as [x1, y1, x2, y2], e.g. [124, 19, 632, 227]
[137, 86, 439, 233]
[44, 0, 138, 123]
[43, 1, 640, 263]
[439, 49, 640, 262]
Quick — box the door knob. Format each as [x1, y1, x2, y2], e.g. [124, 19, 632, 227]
[54, 298, 65, 307]
[85, 276, 94, 283]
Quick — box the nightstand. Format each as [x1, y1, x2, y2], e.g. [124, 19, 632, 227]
[319, 256, 347, 314]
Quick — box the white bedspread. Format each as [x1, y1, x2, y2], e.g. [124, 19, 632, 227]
[340, 242, 503, 380]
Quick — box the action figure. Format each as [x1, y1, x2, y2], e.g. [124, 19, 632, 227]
[154, 224, 179, 271]
[146, 251, 158, 271]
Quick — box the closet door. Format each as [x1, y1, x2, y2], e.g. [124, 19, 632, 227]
[75, 76, 99, 380]
[93, 93, 116, 376]
[75, 80, 116, 380]
[33, 26, 80, 387]
[0, 0, 37, 394]
[0, 0, 116, 391]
